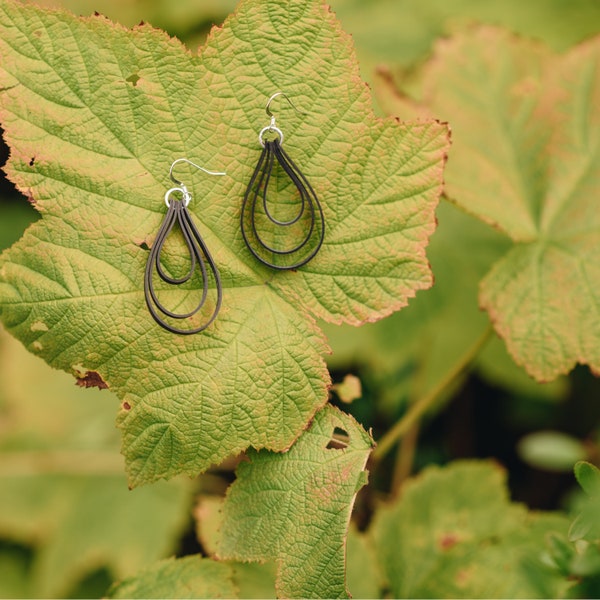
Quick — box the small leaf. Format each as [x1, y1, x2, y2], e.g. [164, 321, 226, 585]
[0, 0, 449, 485]
[108, 556, 237, 599]
[569, 462, 600, 544]
[217, 405, 374, 599]
[575, 461, 600, 497]
[545, 532, 575, 575]
[331, 374, 362, 404]
[370, 460, 570, 599]
[517, 431, 586, 472]
[569, 514, 592, 543]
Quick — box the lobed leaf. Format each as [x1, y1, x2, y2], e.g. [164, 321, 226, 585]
[0, 0, 448, 485]
[217, 405, 374, 599]
[386, 27, 600, 382]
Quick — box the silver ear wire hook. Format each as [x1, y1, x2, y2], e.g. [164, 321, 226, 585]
[260, 92, 307, 147]
[265, 91, 308, 122]
[169, 158, 226, 187]
[166, 158, 226, 208]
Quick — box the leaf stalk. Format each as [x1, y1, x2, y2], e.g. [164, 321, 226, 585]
[372, 324, 493, 461]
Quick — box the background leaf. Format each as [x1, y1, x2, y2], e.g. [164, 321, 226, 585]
[517, 431, 587, 472]
[346, 525, 383, 599]
[328, 0, 600, 78]
[370, 461, 571, 599]
[108, 555, 237, 600]
[217, 405, 374, 599]
[380, 26, 600, 382]
[0, 0, 448, 486]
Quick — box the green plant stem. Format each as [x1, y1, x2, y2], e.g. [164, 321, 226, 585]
[372, 324, 493, 462]
[391, 421, 420, 496]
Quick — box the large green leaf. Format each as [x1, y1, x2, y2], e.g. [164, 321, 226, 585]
[382, 27, 600, 382]
[0, 329, 191, 598]
[217, 405, 374, 599]
[370, 461, 571, 599]
[0, 0, 449, 485]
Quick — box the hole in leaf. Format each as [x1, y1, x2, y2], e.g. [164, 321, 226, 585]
[126, 73, 140, 86]
[326, 426, 350, 450]
[29, 156, 35, 166]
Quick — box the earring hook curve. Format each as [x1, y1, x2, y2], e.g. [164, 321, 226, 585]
[265, 92, 308, 121]
[169, 158, 226, 187]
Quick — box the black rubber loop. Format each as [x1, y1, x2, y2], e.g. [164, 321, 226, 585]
[144, 199, 222, 334]
[241, 138, 324, 270]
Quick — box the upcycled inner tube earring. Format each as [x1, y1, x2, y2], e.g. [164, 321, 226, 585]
[144, 159, 225, 335]
[241, 92, 325, 270]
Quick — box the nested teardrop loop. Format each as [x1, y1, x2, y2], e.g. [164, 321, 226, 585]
[241, 137, 325, 270]
[144, 194, 222, 335]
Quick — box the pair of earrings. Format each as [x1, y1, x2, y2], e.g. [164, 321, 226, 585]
[144, 92, 325, 335]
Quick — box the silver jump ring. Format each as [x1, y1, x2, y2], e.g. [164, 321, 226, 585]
[164, 186, 191, 208]
[258, 125, 284, 148]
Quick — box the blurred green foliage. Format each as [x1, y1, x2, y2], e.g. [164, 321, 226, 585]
[541, 462, 600, 597]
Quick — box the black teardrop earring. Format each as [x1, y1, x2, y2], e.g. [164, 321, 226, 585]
[144, 158, 225, 335]
[241, 92, 325, 270]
